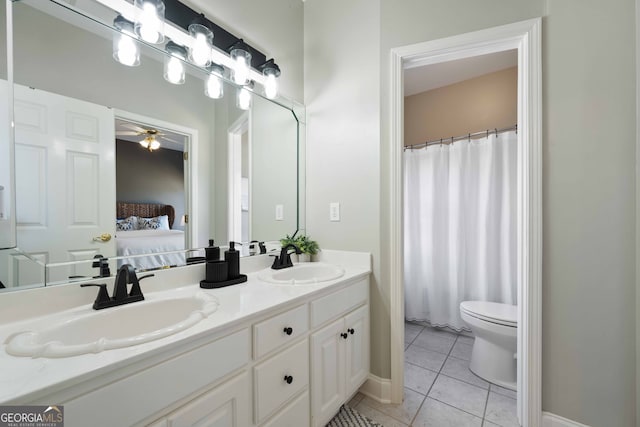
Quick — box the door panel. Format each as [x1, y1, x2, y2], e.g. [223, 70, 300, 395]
[344, 305, 369, 396]
[14, 85, 115, 283]
[311, 317, 344, 427]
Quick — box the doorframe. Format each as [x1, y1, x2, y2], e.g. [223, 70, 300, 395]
[227, 112, 251, 243]
[388, 18, 542, 426]
[114, 109, 199, 249]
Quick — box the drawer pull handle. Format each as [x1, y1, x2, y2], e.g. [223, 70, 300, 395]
[283, 327, 293, 335]
[341, 333, 348, 339]
[284, 375, 294, 384]
[348, 328, 355, 335]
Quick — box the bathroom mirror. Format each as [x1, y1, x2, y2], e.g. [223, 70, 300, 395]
[1, 0, 305, 290]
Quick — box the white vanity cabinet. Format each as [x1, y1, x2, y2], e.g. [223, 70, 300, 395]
[310, 281, 370, 427]
[13, 272, 370, 427]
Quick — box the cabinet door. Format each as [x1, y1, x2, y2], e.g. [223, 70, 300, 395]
[166, 372, 250, 427]
[262, 390, 309, 427]
[310, 317, 345, 427]
[344, 305, 369, 397]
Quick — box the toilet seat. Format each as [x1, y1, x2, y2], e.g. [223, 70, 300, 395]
[460, 301, 517, 328]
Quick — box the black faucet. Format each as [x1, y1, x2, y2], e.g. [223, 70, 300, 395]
[271, 244, 301, 270]
[92, 254, 111, 278]
[81, 264, 154, 310]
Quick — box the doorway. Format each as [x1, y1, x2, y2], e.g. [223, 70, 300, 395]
[114, 110, 198, 249]
[228, 112, 251, 247]
[388, 19, 542, 426]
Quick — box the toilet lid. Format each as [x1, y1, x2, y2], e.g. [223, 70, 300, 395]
[460, 301, 517, 327]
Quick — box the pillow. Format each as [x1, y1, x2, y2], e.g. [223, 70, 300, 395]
[116, 216, 138, 231]
[137, 215, 170, 230]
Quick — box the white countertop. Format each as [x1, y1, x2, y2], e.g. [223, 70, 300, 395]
[0, 250, 371, 404]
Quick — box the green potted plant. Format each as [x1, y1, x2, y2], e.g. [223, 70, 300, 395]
[280, 233, 320, 262]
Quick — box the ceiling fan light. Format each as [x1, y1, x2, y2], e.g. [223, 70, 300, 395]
[149, 139, 161, 150]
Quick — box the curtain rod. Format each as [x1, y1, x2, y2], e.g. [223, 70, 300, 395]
[404, 125, 517, 150]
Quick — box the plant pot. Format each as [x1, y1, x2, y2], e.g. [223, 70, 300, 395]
[298, 253, 311, 263]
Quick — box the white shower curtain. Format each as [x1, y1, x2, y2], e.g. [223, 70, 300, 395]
[403, 131, 517, 330]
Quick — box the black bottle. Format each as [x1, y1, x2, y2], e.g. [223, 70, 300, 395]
[225, 242, 240, 279]
[205, 239, 220, 262]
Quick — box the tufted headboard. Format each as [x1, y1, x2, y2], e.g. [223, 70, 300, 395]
[116, 202, 176, 229]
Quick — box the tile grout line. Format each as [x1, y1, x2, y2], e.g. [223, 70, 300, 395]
[408, 327, 460, 426]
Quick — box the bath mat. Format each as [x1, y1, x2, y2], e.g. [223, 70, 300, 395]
[326, 405, 384, 427]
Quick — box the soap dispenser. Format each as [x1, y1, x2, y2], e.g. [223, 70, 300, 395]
[205, 239, 220, 262]
[225, 241, 241, 279]
[200, 241, 247, 289]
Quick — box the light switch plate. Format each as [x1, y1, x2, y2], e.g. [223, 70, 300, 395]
[275, 204, 284, 221]
[329, 202, 340, 221]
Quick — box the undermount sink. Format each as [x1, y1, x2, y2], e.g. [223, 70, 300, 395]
[4, 292, 219, 358]
[259, 262, 345, 285]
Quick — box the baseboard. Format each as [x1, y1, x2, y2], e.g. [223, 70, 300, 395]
[542, 412, 591, 427]
[358, 374, 391, 404]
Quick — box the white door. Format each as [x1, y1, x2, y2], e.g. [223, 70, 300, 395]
[344, 305, 370, 396]
[14, 84, 116, 283]
[311, 317, 345, 427]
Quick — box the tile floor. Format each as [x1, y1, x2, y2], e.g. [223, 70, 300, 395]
[348, 321, 518, 427]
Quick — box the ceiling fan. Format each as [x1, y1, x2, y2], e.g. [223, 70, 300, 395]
[116, 123, 183, 152]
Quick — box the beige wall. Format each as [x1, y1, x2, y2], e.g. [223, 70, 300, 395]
[404, 67, 517, 146]
[307, 0, 636, 426]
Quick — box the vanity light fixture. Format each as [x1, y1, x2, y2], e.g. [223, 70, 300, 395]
[164, 41, 187, 84]
[113, 15, 140, 67]
[205, 64, 224, 99]
[259, 59, 281, 99]
[100, 0, 284, 100]
[188, 16, 213, 67]
[237, 83, 253, 110]
[134, 0, 165, 44]
[228, 39, 252, 86]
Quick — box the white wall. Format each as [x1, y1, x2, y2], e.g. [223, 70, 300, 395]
[306, 0, 637, 425]
[304, 0, 384, 374]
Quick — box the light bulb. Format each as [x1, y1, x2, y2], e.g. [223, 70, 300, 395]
[166, 57, 185, 84]
[205, 74, 223, 99]
[190, 33, 210, 66]
[233, 55, 250, 85]
[115, 35, 139, 66]
[136, 1, 164, 44]
[264, 73, 278, 99]
[237, 88, 251, 110]
[149, 139, 160, 150]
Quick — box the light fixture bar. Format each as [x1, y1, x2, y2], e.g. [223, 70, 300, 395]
[94, 0, 268, 86]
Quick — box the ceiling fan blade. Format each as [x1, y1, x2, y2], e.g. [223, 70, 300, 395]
[116, 131, 139, 136]
[120, 123, 148, 133]
[160, 135, 183, 144]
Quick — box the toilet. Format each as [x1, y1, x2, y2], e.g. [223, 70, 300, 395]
[460, 301, 517, 391]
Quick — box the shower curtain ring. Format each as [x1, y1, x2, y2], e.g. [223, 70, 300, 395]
[495, 128, 498, 137]
[486, 130, 489, 139]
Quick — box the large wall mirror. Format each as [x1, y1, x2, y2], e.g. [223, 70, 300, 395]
[0, 0, 305, 290]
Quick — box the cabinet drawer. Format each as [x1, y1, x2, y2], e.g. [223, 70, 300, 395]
[311, 279, 368, 327]
[65, 329, 250, 427]
[254, 304, 308, 359]
[254, 339, 309, 423]
[166, 372, 250, 427]
[262, 390, 309, 427]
